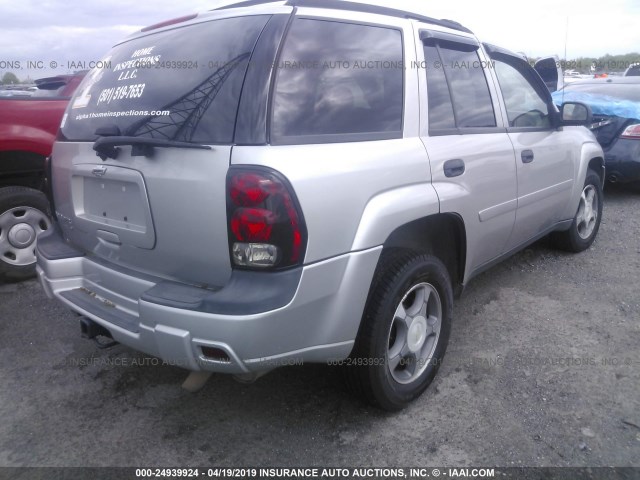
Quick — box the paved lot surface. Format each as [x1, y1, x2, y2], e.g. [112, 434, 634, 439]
[0, 185, 639, 469]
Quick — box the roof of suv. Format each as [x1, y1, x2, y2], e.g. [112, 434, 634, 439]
[213, 0, 472, 33]
[126, 0, 472, 46]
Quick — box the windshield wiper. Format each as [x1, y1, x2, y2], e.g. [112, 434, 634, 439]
[93, 136, 212, 160]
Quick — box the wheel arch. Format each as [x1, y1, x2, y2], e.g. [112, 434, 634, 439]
[588, 156, 605, 187]
[0, 150, 48, 191]
[381, 213, 467, 296]
[562, 142, 605, 221]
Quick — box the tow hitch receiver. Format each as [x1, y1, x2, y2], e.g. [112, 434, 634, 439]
[80, 317, 118, 349]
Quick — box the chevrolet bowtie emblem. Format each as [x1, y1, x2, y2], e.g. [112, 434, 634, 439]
[92, 166, 108, 177]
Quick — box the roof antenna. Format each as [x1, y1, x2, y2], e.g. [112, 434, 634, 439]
[563, 16, 569, 105]
[564, 17, 569, 64]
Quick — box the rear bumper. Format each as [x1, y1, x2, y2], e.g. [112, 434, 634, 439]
[37, 228, 381, 374]
[604, 138, 640, 183]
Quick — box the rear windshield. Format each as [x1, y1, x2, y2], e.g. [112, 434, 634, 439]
[626, 66, 640, 77]
[32, 83, 69, 98]
[61, 15, 270, 143]
[32, 85, 66, 98]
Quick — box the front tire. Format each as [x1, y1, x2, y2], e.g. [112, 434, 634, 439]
[551, 169, 603, 252]
[345, 251, 453, 411]
[0, 187, 52, 282]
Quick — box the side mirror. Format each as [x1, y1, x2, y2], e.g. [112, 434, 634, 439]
[560, 102, 593, 126]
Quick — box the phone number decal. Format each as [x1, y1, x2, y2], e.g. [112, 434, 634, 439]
[97, 83, 146, 106]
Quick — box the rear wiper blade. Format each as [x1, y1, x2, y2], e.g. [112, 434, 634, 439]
[93, 136, 212, 160]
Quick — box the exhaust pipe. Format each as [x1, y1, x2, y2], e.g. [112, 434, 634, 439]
[182, 371, 213, 392]
[233, 370, 271, 384]
[608, 174, 619, 183]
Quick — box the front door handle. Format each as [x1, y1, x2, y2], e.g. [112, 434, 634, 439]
[443, 159, 465, 178]
[521, 150, 535, 164]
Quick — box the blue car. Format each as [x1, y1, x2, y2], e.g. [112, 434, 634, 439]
[553, 77, 640, 186]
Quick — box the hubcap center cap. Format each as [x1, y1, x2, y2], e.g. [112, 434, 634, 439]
[8, 223, 36, 248]
[408, 316, 428, 353]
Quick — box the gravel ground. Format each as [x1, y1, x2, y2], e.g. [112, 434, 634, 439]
[0, 185, 638, 469]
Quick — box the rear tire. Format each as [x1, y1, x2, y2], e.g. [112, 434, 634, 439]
[0, 187, 52, 282]
[551, 169, 603, 253]
[345, 251, 453, 411]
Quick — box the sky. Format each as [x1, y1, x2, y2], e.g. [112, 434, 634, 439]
[1, 0, 640, 81]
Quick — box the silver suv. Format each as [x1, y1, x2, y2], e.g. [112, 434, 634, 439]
[37, 0, 605, 410]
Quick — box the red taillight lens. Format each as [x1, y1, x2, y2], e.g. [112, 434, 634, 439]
[229, 174, 270, 207]
[231, 208, 275, 242]
[227, 168, 306, 269]
[621, 124, 640, 139]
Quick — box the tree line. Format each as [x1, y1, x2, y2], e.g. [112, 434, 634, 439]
[1, 72, 21, 85]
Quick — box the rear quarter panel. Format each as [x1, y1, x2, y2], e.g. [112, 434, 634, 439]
[231, 138, 434, 263]
[0, 99, 69, 156]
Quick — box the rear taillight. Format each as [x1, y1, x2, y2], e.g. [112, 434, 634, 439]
[227, 168, 306, 270]
[620, 124, 640, 139]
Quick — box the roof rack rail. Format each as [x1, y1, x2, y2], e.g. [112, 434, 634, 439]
[214, 0, 286, 10]
[212, 0, 472, 34]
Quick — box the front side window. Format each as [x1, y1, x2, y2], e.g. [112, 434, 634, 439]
[271, 18, 404, 143]
[424, 41, 496, 132]
[493, 58, 553, 129]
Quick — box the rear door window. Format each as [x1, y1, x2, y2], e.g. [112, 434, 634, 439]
[424, 39, 497, 133]
[271, 18, 404, 144]
[61, 15, 270, 144]
[423, 45, 456, 130]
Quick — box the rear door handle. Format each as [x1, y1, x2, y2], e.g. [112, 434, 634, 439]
[443, 159, 465, 178]
[521, 150, 534, 164]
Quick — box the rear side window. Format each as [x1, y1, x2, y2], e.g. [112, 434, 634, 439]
[424, 42, 496, 132]
[271, 18, 404, 144]
[61, 16, 270, 144]
[424, 45, 456, 130]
